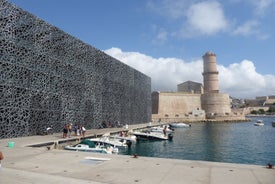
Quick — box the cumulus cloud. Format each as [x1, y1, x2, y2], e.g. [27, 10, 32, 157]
[148, 0, 228, 38]
[105, 47, 202, 91]
[184, 1, 228, 36]
[105, 47, 275, 98]
[218, 60, 275, 97]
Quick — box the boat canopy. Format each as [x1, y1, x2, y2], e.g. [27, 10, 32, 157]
[79, 139, 96, 148]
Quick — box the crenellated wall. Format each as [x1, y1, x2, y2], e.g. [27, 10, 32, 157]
[0, 1, 151, 138]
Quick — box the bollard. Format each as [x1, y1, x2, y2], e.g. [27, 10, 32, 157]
[54, 141, 59, 149]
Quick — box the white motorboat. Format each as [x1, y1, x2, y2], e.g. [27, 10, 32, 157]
[132, 131, 173, 141]
[254, 120, 264, 126]
[108, 133, 137, 148]
[89, 136, 129, 148]
[64, 140, 117, 154]
[169, 123, 191, 128]
[150, 126, 173, 133]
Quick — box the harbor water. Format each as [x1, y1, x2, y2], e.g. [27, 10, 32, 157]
[120, 116, 275, 166]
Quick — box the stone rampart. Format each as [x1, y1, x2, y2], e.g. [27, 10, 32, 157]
[151, 92, 204, 121]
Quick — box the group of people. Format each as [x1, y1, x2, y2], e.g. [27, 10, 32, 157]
[63, 123, 86, 138]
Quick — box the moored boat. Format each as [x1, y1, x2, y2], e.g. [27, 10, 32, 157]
[150, 126, 173, 133]
[254, 120, 264, 126]
[109, 133, 136, 148]
[132, 130, 173, 141]
[89, 136, 129, 148]
[64, 139, 117, 154]
[169, 122, 191, 128]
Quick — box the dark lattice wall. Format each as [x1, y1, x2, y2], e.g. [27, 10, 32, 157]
[0, 1, 151, 138]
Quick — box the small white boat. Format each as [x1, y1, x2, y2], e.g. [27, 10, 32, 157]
[132, 131, 172, 141]
[89, 136, 129, 148]
[64, 140, 117, 154]
[150, 126, 173, 133]
[109, 131, 137, 143]
[169, 123, 191, 128]
[254, 120, 264, 126]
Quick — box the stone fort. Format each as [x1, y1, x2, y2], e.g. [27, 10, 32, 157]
[0, 1, 151, 138]
[152, 51, 246, 122]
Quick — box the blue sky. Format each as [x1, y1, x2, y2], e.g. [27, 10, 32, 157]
[7, 0, 275, 98]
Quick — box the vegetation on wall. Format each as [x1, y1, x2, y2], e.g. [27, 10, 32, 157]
[250, 106, 275, 115]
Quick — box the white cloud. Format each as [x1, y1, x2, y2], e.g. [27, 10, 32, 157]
[147, 0, 188, 19]
[105, 47, 202, 92]
[151, 27, 168, 45]
[218, 60, 275, 97]
[105, 47, 275, 98]
[232, 20, 269, 39]
[251, 0, 275, 16]
[233, 20, 259, 36]
[148, 0, 228, 38]
[185, 1, 228, 36]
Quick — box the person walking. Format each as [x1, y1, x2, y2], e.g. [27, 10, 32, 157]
[63, 124, 68, 138]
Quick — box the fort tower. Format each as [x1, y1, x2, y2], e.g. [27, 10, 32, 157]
[202, 51, 219, 93]
[201, 51, 231, 119]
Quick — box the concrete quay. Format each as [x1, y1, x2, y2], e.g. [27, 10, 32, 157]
[0, 123, 274, 184]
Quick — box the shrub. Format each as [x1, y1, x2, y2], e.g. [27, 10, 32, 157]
[251, 110, 258, 114]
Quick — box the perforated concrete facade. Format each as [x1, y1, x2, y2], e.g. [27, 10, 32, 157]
[0, 1, 151, 138]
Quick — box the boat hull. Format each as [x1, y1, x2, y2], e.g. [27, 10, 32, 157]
[132, 132, 172, 141]
[169, 123, 191, 128]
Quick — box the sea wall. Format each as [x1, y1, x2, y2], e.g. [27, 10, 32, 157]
[0, 1, 151, 138]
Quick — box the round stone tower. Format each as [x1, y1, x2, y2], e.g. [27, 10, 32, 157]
[202, 51, 219, 93]
[201, 51, 231, 119]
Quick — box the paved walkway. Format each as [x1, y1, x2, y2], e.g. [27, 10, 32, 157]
[0, 123, 274, 184]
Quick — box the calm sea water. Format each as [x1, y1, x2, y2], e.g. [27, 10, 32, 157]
[120, 117, 275, 166]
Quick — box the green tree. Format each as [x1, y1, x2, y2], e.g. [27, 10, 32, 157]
[267, 106, 275, 112]
[258, 109, 265, 114]
[251, 110, 258, 114]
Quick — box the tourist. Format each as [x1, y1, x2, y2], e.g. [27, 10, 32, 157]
[0, 151, 3, 170]
[77, 124, 81, 136]
[81, 125, 86, 137]
[163, 126, 167, 136]
[119, 131, 124, 137]
[68, 123, 73, 137]
[63, 124, 68, 138]
[73, 123, 78, 136]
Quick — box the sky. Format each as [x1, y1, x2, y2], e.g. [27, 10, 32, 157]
[7, 0, 275, 98]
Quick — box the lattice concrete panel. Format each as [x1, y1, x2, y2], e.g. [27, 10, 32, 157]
[0, 1, 151, 138]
